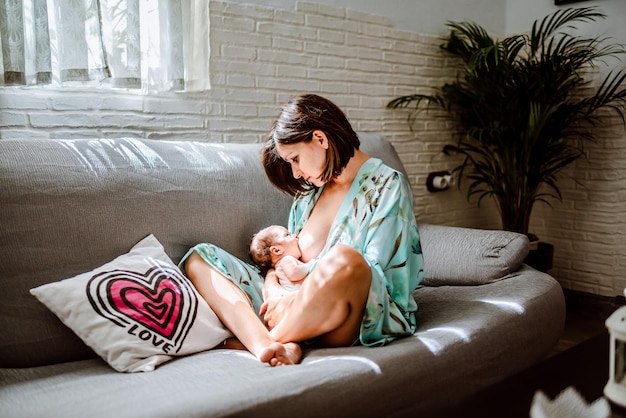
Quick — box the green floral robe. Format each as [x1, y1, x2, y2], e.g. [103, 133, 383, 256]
[179, 158, 425, 346]
[289, 158, 425, 346]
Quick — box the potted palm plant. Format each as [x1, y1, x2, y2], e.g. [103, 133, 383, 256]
[388, 7, 626, 269]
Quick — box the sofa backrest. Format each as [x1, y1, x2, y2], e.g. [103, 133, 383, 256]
[0, 133, 406, 368]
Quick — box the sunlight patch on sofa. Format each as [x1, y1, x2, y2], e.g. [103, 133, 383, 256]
[415, 336, 444, 355]
[307, 355, 382, 374]
[427, 327, 470, 342]
[479, 299, 525, 314]
[59, 138, 171, 175]
[223, 350, 256, 361]
[416, 326, 471, 355]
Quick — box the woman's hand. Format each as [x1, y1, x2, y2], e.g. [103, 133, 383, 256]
[261, 269, 293, 330]
[262, 269, 288, 300]
[259, 292, 296, 330]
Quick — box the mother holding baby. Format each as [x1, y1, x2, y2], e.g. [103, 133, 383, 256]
[180, 93, 425, 366]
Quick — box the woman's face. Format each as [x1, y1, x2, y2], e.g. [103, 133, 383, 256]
[275, 130, 329, 187]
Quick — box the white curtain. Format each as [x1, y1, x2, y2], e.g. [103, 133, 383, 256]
[0, 0, 210, 92]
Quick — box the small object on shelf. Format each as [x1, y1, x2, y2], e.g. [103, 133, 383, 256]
[530, 386, 610, 418]
[604, 301, 626, 408]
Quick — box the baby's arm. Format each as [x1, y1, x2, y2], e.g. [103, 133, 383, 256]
[275, 255, 311, 285]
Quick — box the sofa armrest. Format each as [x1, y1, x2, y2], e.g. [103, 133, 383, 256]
[417, 223, 530, 286]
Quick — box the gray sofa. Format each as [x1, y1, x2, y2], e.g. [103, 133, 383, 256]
[0, 133, 565, 417]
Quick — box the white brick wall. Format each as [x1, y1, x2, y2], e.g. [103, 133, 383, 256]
[532, 115, 626, 296]
[1, 0, 625, 296]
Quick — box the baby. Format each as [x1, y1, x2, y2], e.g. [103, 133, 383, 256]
[249, 225, 313, 291]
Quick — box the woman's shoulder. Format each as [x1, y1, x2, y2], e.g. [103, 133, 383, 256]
[361, 158, 406, 183]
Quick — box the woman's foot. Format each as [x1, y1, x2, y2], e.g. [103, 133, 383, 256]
[223, 337, 302, 366]
[259, 342, 302, 366]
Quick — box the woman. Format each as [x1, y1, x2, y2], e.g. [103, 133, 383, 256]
[181, 94, 425, 366]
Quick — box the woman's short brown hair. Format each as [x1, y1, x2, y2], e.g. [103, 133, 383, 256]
[262, 94, 360, 196]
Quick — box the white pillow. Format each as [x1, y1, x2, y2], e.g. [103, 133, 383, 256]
[30, 235, 232, 372]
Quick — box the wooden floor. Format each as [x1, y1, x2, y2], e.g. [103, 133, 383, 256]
[548, 309, 607, 357]
[547, 289, 622, 357]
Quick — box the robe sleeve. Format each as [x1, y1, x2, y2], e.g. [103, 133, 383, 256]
[361, 170, 425, 322]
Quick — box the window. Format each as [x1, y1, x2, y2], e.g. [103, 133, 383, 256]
[0, 0, 210, 92]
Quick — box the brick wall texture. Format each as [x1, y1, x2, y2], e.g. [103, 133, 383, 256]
[1, 1, 625, 296]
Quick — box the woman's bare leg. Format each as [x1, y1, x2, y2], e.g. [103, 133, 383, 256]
[269, 245, 372, 347]
[184, 252, 302, 366]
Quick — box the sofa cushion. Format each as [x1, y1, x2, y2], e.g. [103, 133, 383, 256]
[418, 223, 529, 286]
[30, 234, 232, 372]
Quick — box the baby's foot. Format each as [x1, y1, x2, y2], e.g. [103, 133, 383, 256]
[259, 342, 302, 366]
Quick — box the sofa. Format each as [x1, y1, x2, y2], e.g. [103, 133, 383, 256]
[0, 133, 565, 417]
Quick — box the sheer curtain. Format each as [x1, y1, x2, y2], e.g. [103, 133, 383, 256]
[0, 0, 210, 92]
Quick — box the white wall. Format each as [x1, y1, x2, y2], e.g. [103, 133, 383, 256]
[506, 0, 626, 40]
[228, 0, 508, 35]
[229, 0, 626, 82]
[228, 0, 626, 41]
[507, 0, 626, 76]
[507, 0, 626, 295]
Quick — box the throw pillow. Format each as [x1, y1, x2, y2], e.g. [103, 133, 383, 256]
[30, 234, 232, 372]
[417, 223, 530, 286]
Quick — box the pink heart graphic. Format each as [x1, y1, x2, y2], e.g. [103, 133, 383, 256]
[109, 277, 182, 339]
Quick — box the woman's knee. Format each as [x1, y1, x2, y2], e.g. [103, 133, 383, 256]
[183, 252, 250, 307]
[184, 252, 210, 286]
[184, 253, 231, 290]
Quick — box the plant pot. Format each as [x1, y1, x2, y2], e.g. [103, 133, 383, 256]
[524, 242, 554, 272]
[527, 233, 540, 251]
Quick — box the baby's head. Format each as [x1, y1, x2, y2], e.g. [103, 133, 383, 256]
[249, 225, 300, 271]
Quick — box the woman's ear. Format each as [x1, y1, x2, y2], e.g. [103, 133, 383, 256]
[312, 130, 329, 149]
